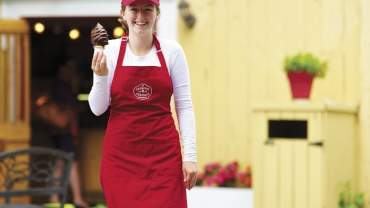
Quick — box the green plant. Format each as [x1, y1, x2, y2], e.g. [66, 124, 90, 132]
[93, 203, 107, 208]
[43, 203, 75, 208]
[284, 53, 328, 78]
[338, 182, 365, 208]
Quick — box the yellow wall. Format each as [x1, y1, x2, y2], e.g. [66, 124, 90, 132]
[359, 0, 370, 198]
[179, 0, 362, 176]
[0, 0, 2, 18]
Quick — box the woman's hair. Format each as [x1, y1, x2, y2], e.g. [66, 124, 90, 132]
[118, 5, 160, 35]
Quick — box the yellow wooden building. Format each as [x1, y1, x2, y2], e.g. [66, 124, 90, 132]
[178, 0, 370, 207]
[2, 0, 370, 207]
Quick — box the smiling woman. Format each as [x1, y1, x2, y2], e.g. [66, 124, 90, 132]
[118, 0, 161, 38]
[88, 0, 198, 207]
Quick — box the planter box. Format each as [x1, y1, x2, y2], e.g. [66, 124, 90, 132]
[287, 71, 314, 99]
[186, 187, 253, 208]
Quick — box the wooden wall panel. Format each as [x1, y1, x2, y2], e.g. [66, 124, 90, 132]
[179, 0, 362, 171]
[293, 141, 308, 208]
[359, 0, 370, 200]
[0, 19, 30, 152]
[0, 41, 4, 124]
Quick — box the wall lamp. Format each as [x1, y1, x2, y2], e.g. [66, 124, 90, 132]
[178, 0, 196, 29]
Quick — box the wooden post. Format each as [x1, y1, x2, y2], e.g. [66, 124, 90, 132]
[0, 19, 30, 152]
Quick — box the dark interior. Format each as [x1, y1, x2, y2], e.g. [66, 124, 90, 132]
[26, 17, 121, 128]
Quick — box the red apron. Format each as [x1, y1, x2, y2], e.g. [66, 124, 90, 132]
[100, 36, 187, 208]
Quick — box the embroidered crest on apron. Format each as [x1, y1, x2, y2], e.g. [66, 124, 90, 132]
[133, 82, 152, 100]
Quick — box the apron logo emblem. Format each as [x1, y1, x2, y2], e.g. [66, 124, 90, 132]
[133, 83, 152, 101]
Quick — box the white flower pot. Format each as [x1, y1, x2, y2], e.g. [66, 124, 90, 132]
[186, 187, 253, 208]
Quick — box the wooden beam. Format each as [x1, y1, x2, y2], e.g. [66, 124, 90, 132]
[0, 48, 4, 123]
[16, 34, 21, 121]
[23, 34, 30, 123]
[0, 20, 29, 34]
[4, 35, 10, 122]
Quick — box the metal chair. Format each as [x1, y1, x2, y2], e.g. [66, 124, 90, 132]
[0, 147, 74, 208]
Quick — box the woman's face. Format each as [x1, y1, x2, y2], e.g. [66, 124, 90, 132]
[122, 0, 158, 36]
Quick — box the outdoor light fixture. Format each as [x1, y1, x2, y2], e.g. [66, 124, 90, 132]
[77, 94, 89, 101]
[113, 26, 124, 38]
[178, 0, 196, 29]
[69, 28, 80, 40]
[34, 22, 45, 34]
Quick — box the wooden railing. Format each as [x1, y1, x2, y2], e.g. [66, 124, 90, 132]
[0, 19, 30, 151]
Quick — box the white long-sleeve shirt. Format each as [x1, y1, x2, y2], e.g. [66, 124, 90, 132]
[88, 38, 197, 162]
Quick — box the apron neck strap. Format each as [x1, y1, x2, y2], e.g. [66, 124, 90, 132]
[152, 35, 168, 71]
[116, 35, 168, 71]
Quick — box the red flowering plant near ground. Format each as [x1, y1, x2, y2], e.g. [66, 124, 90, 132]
[196, 161, 252, 188]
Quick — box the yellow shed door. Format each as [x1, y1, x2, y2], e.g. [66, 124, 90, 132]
[257, 139, 323, 208]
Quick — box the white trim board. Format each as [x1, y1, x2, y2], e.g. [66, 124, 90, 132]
[2, 0, 178, 40]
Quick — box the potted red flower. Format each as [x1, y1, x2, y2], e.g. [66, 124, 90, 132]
[284, 53, 328, 99]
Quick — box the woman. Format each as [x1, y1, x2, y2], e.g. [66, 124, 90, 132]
[51, 61, 89, 208]
[88, 0, 198, 207]
[32, 95, 88, 208]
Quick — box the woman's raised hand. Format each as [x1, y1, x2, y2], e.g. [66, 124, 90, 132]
[91, 50, 108, 76]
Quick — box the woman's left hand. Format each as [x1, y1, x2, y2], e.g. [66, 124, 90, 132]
[183, 161, 198, 190]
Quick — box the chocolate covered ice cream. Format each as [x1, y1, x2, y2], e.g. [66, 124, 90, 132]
[91, 23, 109, 48]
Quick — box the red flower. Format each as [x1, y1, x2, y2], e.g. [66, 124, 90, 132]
[197, 161, 252, 188]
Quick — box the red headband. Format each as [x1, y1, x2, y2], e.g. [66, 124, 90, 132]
[121, 0, 160, 6]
